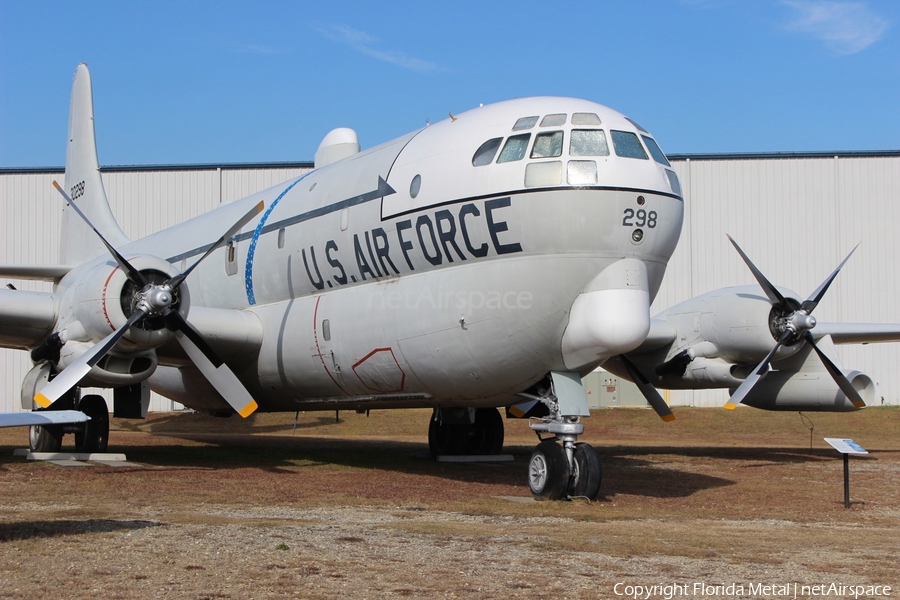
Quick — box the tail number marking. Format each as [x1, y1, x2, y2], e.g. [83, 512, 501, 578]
[70, 181, 85, 201]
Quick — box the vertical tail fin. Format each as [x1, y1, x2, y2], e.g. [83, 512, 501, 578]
[61, 63, 129, 264]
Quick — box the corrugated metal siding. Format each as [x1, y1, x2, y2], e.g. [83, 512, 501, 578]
[0, 165, 311, 413]
[2, 156, 899, 412]
[658, 155, 900, 406]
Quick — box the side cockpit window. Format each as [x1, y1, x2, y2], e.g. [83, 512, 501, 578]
[570, 130, 609, 156]
[497, 133, 531, 163]
[531, 131, 563, 159]
[642, 135, 671, 166]
[472, 137, 503, 166]
[611, 130, 648, 159]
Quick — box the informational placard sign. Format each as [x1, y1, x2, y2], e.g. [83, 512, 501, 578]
[823, 438, 868, 508]
[823, 438, 868, 455]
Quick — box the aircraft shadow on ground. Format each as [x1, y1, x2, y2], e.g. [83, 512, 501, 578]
[67, 432, 759, 499]
[0, 519, 161, 542]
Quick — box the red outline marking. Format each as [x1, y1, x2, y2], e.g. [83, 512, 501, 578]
[351, 347, 406, 393]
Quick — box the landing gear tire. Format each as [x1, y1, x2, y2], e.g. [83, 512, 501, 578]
[569, 442, 602, 500]
[29, 423, 62, 453]
[428, 417, 460, 457]
[74, 394, 109, 453]
[465, 408, 504, 455]
[528, 440, 570, 501]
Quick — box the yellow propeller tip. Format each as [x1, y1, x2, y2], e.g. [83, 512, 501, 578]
[238, 400, 258, 418]
[661, 414, 676, 422]
[724, 403, 738, 411]
[34, 393, 52, 408]
[52, 180, 62, 190]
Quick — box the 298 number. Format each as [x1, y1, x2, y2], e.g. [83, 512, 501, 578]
[622, 208, 657, 228]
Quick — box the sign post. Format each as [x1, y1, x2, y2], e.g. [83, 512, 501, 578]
[823, 438, 868, 508]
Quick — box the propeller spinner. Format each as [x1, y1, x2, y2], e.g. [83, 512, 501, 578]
[36, 181, 264, 418]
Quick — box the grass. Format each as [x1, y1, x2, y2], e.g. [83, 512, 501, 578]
[1, 406, 897, 597]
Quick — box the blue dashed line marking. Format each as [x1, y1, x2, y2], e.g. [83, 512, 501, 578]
[244, 174, 310, 305]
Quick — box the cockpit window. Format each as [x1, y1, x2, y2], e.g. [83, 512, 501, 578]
[642, 135, 671, 166]
[570, 130, 610, 156]
[572, 112, 601, 126]
[497, 133, 531, 163]
[531, 131, 564, 158]
[611, 130, 648, 159]
[540, 113, 567, 127]
[472, 137, 503, 166]
[513, 116, 539, 131]
[625, 117, 649, 133]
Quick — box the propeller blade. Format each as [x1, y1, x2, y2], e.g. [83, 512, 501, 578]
[168, 312, 258, 418]
[724, 331, 792, 410]
[727, 234, 785, 306]
[618, 354, 675, 422]
[800, 243, 859, 313]
[168, 200, 264, 289]
[52, 180, 148, 287]
[35, 308, 147, 407]
[803, 332, 866, 408]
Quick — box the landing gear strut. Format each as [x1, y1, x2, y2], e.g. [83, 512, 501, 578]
[523, 371, 602, 501]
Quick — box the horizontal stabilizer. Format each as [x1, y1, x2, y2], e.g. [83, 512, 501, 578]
[0, 410, 89, 429]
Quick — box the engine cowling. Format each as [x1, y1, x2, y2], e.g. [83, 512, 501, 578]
[53, 254, 190, 383]
[660, 285, 805, 365]
[732, 370, 874, 411]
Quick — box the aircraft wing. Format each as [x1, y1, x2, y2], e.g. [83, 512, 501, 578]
[0, 264, 74, 282]
[812, 323, 900, 345]
[0, 288, 58, 350]
[0, 410, 89, 429]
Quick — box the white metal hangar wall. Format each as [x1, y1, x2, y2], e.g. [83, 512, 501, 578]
[1, 151, 899, 412]
[0, 163, 313, 413]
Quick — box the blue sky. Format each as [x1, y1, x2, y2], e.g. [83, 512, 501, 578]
[1, 0, 898, 167]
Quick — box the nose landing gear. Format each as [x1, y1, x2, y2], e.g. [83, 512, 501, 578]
[523, 371, 602, 501]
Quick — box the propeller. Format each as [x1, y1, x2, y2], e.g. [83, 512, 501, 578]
[36, 181, 263, 418]
[724, 235, 865, 410]
[617, 354, 675, 422]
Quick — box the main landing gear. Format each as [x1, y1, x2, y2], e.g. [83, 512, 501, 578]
[522, 371, 602, 501]
[28, 392, 110, 453]
[428, 407, 504, 456]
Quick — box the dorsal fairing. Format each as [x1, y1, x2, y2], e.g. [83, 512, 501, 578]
[61, 63, 130, 265]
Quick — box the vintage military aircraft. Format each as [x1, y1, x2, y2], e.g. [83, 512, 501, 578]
[2, 64, 897, 500]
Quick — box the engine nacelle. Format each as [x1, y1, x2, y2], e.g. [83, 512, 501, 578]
[52, 255, 190, 387]
[731, 370, 874, 412]
[658, 285, 803, 365]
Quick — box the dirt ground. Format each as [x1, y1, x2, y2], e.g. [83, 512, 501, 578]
[1, 406, 898, 599]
